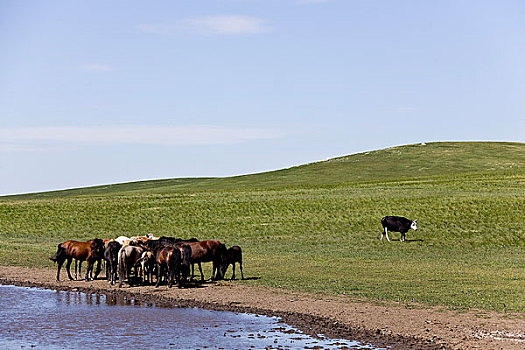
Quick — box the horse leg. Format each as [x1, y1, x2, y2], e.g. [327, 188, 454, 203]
[231, 263, 236, 280]
[112, 262, 117, 285]
[149, 264, 154, 285]
[118, 258, 125, 288]
[142, 263, 147, 285]
[152, 264, 158, 285]
[66, 258, 74, 280]
[239, 261, 244, 280]
[198, 263, 204, 281]
[168, 265, 174, 288]
[385, 228, 390, 242]
[214, 260, 226, 281]
[94, 259, 101, 279]
[125, 264, 130, 282]
[85, 261, 92, 281]
[78, 260, 83, 279]
[128, 265, 134, 287]
[136, 264, 141, 284]
[140, 260, 145, 285]
[56, 259, 64, 281]
[175, 263, 181, 288]
[155, 264, 163, 288]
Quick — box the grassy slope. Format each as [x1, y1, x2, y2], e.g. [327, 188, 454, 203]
[1, 142, 524, 312]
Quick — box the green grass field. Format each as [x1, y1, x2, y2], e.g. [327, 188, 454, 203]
[1, 142, 524, 312]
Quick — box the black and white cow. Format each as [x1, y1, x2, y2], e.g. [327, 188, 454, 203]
[380, 216, 417, 242]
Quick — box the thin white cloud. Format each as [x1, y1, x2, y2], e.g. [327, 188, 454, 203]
[0, 125, 284, 150]
[396, 107, 417, 113]
[182, 15, 273, 35]
[139, 15, 273, 36]
[296, 0, 334, 4]
[0, 143, 69, 153]
[80, 63, 112, 72]
[137, 24, 171, 35]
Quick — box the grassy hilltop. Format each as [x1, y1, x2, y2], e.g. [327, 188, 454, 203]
[1, 141, 524, 312]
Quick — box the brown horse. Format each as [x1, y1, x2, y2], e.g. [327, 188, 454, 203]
[104, 240, 122, 285]
[220, 245, 244, 280]
[176, 243, 192, 286]
[155, 245, 181, 288]
[49, 239, 105, 281]
[87, 239, 105, 280]
[140, 250, 156, 285]
[185, 240, 227, 281]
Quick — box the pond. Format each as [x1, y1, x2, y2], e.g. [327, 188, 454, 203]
[0, 285, 385, 349]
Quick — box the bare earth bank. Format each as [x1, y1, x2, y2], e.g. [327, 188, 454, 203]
[1, 266, 523, 350]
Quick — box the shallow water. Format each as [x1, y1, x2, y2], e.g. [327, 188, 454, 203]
[0, 285, 384, 349]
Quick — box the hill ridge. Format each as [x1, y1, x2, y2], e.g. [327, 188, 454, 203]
[3, 141, 523, 199]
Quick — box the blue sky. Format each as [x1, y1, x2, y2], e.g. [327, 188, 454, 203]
[1, 0, 524, 195]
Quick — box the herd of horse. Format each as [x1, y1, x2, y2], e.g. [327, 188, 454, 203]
[49, 234, 244, 288]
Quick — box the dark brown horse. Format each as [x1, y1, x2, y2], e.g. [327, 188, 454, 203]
[177, 243, 192, 285]
[144, 236, 198, 252]
[220, 245, 244, 280]
[49, 239, 105, 281]
[186, 240, 227, 281]
[140, 250, 156, 285]
[87, 239, 105, 280]
[144, 237, 194, 286]
[154, 245, 181, 288]
[104, 240, 122, 285]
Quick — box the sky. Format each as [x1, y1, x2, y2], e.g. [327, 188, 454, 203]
[1, 0, 524, 195]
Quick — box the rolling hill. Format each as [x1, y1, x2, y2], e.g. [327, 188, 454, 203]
[5, 141, 524, 199]
[1, 141, 524, 312]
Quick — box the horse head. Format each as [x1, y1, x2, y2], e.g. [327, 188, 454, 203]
[215, 242, 228, 280]
[90, 238, 106, 260]
[179, 244, 192, 282]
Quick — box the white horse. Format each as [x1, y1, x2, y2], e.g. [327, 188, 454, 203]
[115, 235, 132, 246]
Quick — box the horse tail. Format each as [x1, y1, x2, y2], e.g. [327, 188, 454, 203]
[49, 243, 65, 263]
[49, 244, 60, 262]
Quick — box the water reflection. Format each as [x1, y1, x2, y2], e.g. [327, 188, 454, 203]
[0, 285, 384, 350]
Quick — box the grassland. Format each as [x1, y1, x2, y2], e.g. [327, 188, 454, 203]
[1, 142, 524, 312]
